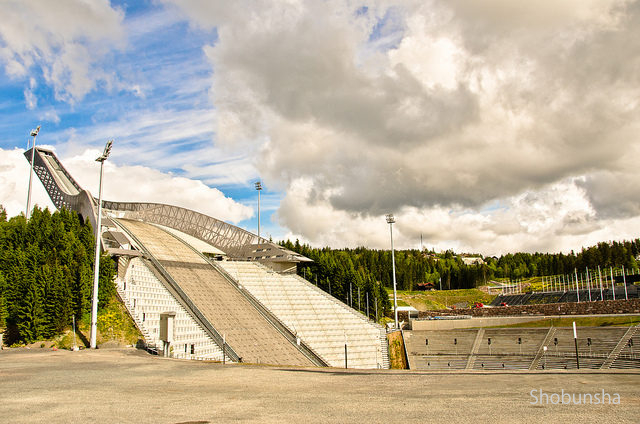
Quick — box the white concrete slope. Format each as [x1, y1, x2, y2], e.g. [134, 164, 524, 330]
[219, 260, 389, 369]
[117, 256, 229, 361]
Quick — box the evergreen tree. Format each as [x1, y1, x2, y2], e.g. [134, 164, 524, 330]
[16, 272, 43, 343]
[0, 271, 7, 328]
[0, 206, 116, 344]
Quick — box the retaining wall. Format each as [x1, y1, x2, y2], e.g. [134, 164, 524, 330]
[416, 298, 640, 318]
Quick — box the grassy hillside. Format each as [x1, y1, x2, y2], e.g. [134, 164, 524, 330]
[5, 296, 141, 349]
[389, 288, 496, 311]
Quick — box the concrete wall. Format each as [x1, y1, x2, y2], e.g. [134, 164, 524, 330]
[411, 316, 542, 330]
[418, 298, 640, 318]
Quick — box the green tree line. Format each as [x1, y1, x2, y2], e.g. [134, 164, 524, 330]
[486, 240, 640, 280]
[0, 205, 115, 344]
[281, 237, 640, 304]
[279, 240, 486, 318]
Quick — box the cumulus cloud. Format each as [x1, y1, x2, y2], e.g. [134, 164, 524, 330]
[157, 0, 640, 253]
[0, 147, 252, 224]
[279, 176, 640, 256]
[0, 0, 126, 102]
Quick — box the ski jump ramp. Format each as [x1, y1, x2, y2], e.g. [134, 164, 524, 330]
[25, 147, 388, 368]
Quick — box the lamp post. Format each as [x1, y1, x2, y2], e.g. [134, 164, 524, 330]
[255, 181, 262, 246]
[25, 125, 41, 219]
[386, 213, 398, 329]
[90, 140, 113, 349]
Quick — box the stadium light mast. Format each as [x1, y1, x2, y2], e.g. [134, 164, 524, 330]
[25, 125, 41, 219]
[255, 181, 262, 246]
[90, 140, 113, 349]
[386, 213, 399, 329]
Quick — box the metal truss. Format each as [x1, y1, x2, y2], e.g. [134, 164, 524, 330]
[103, 201, 264, 257]
[24, 148, 99, 231]
[24, 147, 306, 261]
[24, 148, 83, 211]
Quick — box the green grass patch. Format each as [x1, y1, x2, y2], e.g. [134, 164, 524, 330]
[96, 298, 142, 346]
[388, 288, 496, 311]
[483, 315, 640, 329]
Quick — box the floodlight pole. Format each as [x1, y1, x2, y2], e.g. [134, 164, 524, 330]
[386, 214, 398, 329]
[255, 181, 262, 246]
[25, 125, 41, 219]
[90, 140, 113, 349]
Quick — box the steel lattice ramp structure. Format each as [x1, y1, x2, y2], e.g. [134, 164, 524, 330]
[24, 148, 99, 231]
[24, 147, 387, 368]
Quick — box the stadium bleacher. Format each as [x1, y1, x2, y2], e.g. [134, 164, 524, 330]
[219, 260, 389, 369]
[405, 326, 639, 370]
[491, 286, 638, 306]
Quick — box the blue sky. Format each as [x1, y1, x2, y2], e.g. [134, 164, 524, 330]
[0, 0, 276, 238]
[2, 0, 640, 255]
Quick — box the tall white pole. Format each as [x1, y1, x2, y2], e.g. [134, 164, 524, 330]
[90, 140, 112, 349]
[255, 181, 262, 245]
[25, 125, 40, 219]
[387, 214, 398, 329]
[610, 267, 616, 301]
[574, 269, 580, 302]
[622, 265, 628, 301]
[586, 268, 592, 302]
[598, 265, 603, 301]
[391, 222, 398, 328]
[90, 160, 105, 349]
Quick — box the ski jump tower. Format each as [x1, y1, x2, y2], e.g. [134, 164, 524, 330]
[25, 148, 389, 368]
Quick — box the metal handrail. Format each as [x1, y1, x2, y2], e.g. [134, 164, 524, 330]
[114, 219, 240, 362]
[164, 232, 328, 367]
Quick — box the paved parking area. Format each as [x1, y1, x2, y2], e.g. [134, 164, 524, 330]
[1, 348, 639, 423]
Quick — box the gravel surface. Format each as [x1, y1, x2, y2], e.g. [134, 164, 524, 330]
[1, 348, 638, 423]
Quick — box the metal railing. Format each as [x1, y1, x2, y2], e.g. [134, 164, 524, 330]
[114, 218, 240, 362]
[166, 234, 328, 367]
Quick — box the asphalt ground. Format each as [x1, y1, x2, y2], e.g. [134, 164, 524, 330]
[1, 348, 639, 423]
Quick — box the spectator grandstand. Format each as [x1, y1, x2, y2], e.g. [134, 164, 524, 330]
[491, 286, 638, 306]
[219, 260, 388, 369]
[405, 326, 639, 370]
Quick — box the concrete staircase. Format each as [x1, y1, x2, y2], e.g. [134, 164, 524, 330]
[115, 283, 158, 354]
[466, 329, 485, 370]
[530, 327, 556, 370]
[602, 325, 639, 369]
[114, 257, 229, 361]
